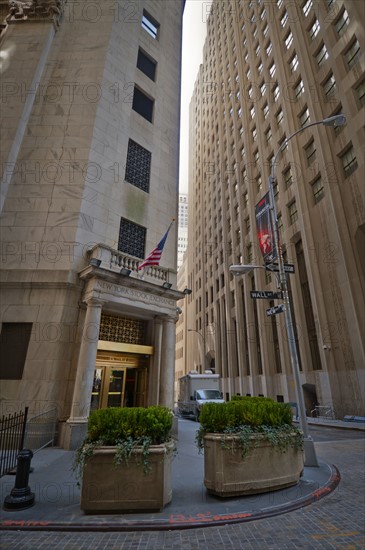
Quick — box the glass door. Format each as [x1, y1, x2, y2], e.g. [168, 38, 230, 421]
[90, 367, 103, 411]
[102, 368, 126, 408]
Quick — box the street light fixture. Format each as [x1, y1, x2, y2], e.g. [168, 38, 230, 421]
[231, 115, 346, 467]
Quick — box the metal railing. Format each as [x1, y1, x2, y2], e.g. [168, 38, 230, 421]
[24, 408, 58, 453]
[0, 408, 28, 477]
[311, 405, 337, 421]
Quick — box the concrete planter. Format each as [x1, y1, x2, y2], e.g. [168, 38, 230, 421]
[203, 433, 304, 497]
[80, 440, 174, 513]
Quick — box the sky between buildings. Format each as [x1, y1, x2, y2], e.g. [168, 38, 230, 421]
[179, 0, 208, 194]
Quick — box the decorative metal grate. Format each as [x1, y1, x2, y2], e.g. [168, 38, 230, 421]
[99, 314, 146, 345]
[118, 217, 146, 259]
[125, 139, 151, 193]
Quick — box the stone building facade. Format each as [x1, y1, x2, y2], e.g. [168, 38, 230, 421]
[185, 0, 364, 417]
[0, 0, 185, 448]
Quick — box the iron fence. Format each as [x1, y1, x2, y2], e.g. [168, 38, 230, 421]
[0, 407, 28, 477]
[24, 408, 57, 453]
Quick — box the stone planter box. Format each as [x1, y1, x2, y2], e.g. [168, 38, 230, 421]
[80, 441, 174, 513]
[203, 433, 304, 497]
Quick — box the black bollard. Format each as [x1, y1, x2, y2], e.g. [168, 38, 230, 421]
[3, 449, 35, 510]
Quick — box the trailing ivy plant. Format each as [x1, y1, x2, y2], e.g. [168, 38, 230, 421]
[195, 397, 303, 457]
[73, 406, 174, 482]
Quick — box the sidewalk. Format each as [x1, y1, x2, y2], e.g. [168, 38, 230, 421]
[0, 417, 362, 532]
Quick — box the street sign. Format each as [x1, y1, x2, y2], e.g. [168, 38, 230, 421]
[265, 263, 295, 274]
[250, 290, 282, 300]
[266, 304, 286, 317]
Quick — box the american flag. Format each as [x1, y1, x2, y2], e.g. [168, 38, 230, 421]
[138, 221, 174, 271]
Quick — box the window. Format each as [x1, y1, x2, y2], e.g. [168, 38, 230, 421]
[285, 31, 293, 49]
[305, 139, 316, 165]
[141, 10, 159, 39]
[323, 73, 336, 99]
[266, 41, 273, 56]
[118, 217, 146, 258]
[283, 166, 293, 189]
[250, 105, 256, 119]
[315, 43, 329, 67]
[256, 174, 263, 191]
[263, 24, 269, 37]
[335, 9, 349, 36]
[255, 43, 261, 56]
[344, 40, 361, 70]
[356, 80, 365, 106]
[137, 48, 157, 81]
[273, 84, 280, 101]
[125, 140, 151, 192]
[265, 126, 272, 144]
[277, 0, 283, 8]
[243, 191, 249, 207]
[254, 149, 260, 165]
[295, 79, 305, 98]
[260, 82, 267, 96]
[289, 53, 299, 72]
[252, 126, 257, 141]
[258, 61, 263, 74]
[132, 86, 154, 122]
[303, 0, 312, 17]
[309, 19, 320, 40]
[277, 213, 283, 233]
[269, 62, 276, 77]
[281, 11, 288, 27]
[299, 107, 310, 127]
[340, 145, 358, 177]
[312, 176, 324, 203]
[0, 323, 32, 380]
[263, 103, 269, 119]
[276, 109, 284, 126]
[288, 201, 298, 224]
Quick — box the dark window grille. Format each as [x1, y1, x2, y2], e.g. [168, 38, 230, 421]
[0, 323, 32, 380]
[137, 49, 157, 81]
[132, 87, 154, 122]
[125, 139, 151, 193]
[118, 218, 146, 259]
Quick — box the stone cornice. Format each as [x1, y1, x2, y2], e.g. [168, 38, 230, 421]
[6, 0, 65, 28]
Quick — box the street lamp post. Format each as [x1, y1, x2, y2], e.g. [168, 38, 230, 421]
[231, 114, 346, 468]
[188, 329, 206, 373]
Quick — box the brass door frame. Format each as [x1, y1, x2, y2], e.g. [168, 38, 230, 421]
[99, 366, 127, 409]
[92, 360, 147, 409]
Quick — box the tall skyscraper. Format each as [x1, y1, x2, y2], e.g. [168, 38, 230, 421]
[0, 0, 185, 448]
[177, 193, 189, 269]
[185, 0, 364, 417]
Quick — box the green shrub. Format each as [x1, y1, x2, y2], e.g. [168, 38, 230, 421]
[196, 397, 303, 456]
[74, 406, 173, 479]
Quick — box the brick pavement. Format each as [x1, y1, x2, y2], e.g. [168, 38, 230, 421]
[1, 436, 364, 549]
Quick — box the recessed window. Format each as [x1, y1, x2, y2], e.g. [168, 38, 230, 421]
[309, 19, 320, 40]
[340, 145, 358, 177]
[315, 43, 329, 67]
[260, 81, 267, 96]
[269, 62, 276, 77]
[355, 80, 365, 106]
[263, 24, 269, 37]
[265, 126, 272, 144]
[283, 166, 293, 189]
[288, 200, 298, 224]
[344, 40, 361, 70]
[312, 176, 324, 203]
[285, 31, 293, 49]
[141, 10, 159, 39]
[118, 217, 146, 258]
[266, 41, 273, 56]
[252, 126, 257, 141]
[125, 139, 151, 193]
[250, 105, 256, 119]
[323, 73, 336, 99]
[294, 79, 305, 98]
[299, 107, 310, 127]
[263, 103, 269, 119]
[289, 52, 299, 72]
[303, 0, 312, 17]
[276, 109, 284, 126]
[273, 84, 280, 101]
[254, 149, 260, 165]
[335, 9, 349, 37]
[305, 138, 316, 165]
[281, 11, 288, 28]
[132, 86, 154, 122]
[137, 49, 157, 81]
[0, 323, 32, 380]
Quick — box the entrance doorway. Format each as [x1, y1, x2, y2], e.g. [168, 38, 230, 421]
[90, 354, 148, 411]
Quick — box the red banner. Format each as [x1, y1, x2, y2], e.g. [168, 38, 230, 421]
[255, 193, 277, 263]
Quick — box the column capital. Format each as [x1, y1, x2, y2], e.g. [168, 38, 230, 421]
[84, 294, 106, 308]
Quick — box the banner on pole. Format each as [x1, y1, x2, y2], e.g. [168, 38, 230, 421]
[255, 192, 277, 264]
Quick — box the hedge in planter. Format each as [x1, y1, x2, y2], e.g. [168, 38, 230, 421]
[74, 406, 174, 513]
[196, 397, 304, 497]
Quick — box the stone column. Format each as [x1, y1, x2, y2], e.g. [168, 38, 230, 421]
[148, 317, 163, 406]
[159, 316, 177, 410]
[64, 297, 103, 449]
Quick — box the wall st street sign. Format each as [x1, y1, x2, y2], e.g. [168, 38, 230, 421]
[266, 304, 286, 317]
[265, 263, 295, 274]
[250, 290, 282, 299]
